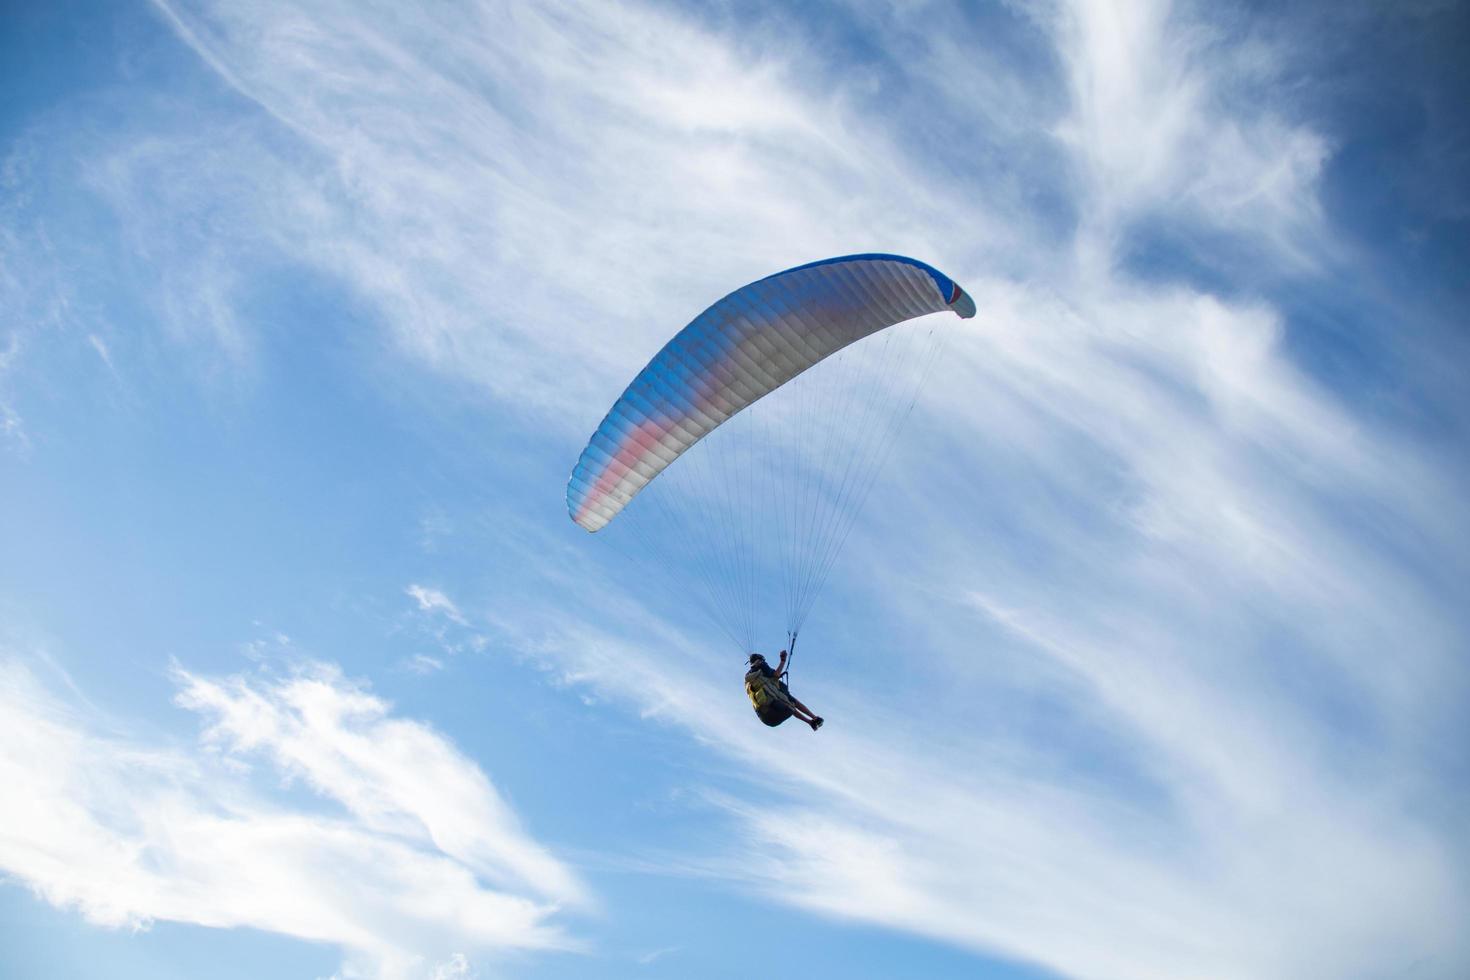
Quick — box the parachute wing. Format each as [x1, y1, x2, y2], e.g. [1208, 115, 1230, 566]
[567, 253, 975, 532]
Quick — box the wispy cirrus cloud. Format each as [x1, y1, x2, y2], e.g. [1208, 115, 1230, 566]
[486, 582, 1467, 980]
[0, 655, 586, 980]
[406, 584, 467, 626]
[401, 585, 487, 676]
[22, 0, 1019, 423]
[1049, 0, 1330, 270]
[403, 653, 445, 676]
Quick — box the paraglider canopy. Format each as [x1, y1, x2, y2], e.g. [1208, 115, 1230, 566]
[567, 254, 974, 533]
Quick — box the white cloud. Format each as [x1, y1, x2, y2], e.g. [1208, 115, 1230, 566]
[488, 590, 1468, 980]
[400, 588, 490, 672]
[404, 654, 445, 676]
[406, 585, 467, 626]
[635, 945, 679, 966]
[51, 0, 1015, 427]
[0, 656, 586, 980]
[86, 333, 117, 375]
[1050, 0, 1330, 269]
[429, 953, 471, 980]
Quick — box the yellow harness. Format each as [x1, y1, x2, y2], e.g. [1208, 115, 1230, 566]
[745, 668, 783, 709]
[746, 669, 770, 708]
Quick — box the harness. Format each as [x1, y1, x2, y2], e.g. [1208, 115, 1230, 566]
[744, 668, 781, 709]
[745, 633, 801, 727]
[745, 660, 796, 727]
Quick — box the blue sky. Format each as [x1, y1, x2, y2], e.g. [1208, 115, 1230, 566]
[2, 1, 1468, 978]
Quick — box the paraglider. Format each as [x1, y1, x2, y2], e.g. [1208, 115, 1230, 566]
[567, 253, 975, 727]
[745, 651, 823, 731]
